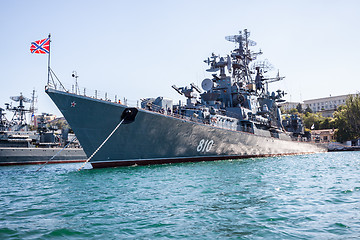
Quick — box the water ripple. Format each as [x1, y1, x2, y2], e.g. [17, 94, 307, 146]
[1, 152, 360, 239]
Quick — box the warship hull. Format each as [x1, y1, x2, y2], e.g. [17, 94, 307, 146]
[0, 147, 86, 166]
[46, 88, 327, 168]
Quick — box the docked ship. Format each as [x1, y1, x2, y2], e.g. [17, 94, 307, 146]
[0, 93, 86, 166]
[46, 29, 327, 168]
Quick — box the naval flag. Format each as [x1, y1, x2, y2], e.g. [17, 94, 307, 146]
[30, 37, 50, 54]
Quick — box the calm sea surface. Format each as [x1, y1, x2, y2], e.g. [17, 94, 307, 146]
[1, 152, 360, 239]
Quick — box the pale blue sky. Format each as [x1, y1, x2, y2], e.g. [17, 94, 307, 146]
[0, 0, 359, 117]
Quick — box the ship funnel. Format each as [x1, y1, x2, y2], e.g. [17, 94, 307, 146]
[121, 108, 138, 124]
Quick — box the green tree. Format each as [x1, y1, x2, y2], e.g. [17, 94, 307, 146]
[303, 112, 323, 130]
[304, 106, 313, 114]
[334, 94, 360, 142]
[296, 103, 303, 113]
[289, 108, 298, 114]
[280, 106, 285, 114]
[319, 117, 336, 129]
[49, 118, 71, 130]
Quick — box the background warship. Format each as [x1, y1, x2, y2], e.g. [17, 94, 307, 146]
[46, 29, 327, 168]
[0, 92, 86, 166]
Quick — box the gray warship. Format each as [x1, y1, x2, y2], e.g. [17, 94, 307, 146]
[46, 29, 327, 168]
[0, 93, 86, 166]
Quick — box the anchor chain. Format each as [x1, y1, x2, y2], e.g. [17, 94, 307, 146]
[78, 118, 125, 171]
[36, 136, 78, 172]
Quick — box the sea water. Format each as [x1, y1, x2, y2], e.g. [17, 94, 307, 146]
[1, 152, 360, 239]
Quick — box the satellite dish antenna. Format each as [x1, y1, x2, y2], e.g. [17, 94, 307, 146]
[201, 78, 213, 91]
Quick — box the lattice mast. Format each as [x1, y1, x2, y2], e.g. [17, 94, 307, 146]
[225, 29, 262, 87]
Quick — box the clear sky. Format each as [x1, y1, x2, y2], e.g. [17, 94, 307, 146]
[0, 0, 359, 118]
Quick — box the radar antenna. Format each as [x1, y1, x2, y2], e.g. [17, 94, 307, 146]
[225, 29, 257, 47]
[225, 34, 242, 43]
[8, 93, 33, 130]
[10, 94, 32, 104]
[251, 59, 274, 73]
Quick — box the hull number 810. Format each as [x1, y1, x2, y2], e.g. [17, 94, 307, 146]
[197, 139, 214, 152]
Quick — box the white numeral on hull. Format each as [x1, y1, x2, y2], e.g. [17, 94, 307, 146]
[197, 139, 214, 152]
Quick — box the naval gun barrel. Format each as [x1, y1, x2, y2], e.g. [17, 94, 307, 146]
[171, 85, 183, 95]
[190, 83, 201, 93]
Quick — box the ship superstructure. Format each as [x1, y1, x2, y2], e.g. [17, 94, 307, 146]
[165, 29, 289, 140]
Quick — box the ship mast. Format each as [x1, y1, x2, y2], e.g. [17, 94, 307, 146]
[7, 93, 33, 130]
[225, 29, 261, 88]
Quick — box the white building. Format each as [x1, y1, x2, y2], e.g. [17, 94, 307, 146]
[303, 94, 351, 117]
[279, 94, 354, 117]
[279, 102, 303, 112]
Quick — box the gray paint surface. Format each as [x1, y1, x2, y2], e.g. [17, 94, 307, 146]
[0, 147, 86, 165]
[46, 88, 327, 168]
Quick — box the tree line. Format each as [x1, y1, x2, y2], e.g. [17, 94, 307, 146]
[282, 94, 360, 142]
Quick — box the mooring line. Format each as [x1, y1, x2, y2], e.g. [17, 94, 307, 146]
[78, 118, 125, 171]
[35, 136, 78, 172]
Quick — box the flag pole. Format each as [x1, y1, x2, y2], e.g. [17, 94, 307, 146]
[47, 33, 51, 86]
